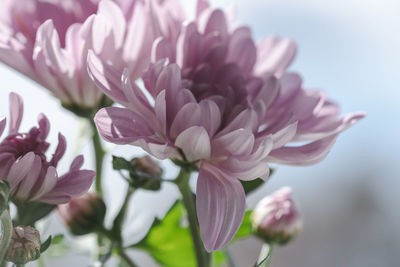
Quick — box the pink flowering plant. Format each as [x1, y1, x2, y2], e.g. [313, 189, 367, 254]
[0, 0, 365, 266]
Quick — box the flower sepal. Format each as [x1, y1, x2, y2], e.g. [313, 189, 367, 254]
[15, 202, 56, 226]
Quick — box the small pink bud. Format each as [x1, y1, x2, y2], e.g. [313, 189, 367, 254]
[131, 156, 163, 177]
[251, 187, 302, 245]
[5, 226, 41, 265]
[58, 193, 106, 236]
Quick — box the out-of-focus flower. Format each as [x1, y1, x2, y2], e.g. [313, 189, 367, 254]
[0, 93, 94, 204]
[5, 226, 41, 265]
[0, 180, 10, 213]
[88, 0, 365, 251]
[252, 187, 302, 245]
[58, 193, 106, 235]
[0, 0, 182, 111]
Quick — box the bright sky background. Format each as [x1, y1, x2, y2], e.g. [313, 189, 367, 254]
[0, 0, 399, 266]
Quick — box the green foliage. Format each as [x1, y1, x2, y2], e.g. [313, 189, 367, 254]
[131, 202, 255, 267]
[51, 234, 64, 245]
[112, 156, 132, 171]
[133, 202, 197, 267]
[40, 234, 64, 254]
[241, 168, 275, 195]
[40, 236, 52, 253]
[16, 202, 56, 226]
[234, 211, 253, 239]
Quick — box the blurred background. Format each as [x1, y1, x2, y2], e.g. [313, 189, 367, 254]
[0, 0, 399, 266]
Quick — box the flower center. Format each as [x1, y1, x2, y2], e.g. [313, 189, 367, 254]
[0, 127, 49, 163]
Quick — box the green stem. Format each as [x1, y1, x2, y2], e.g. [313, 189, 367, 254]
[111, 188, 134, 241]
[0, 210, 12, 263]
[116, 247, 138, 267]
[257, 243, 274, 267]
[89, 121, 105, 197]
[176, 169, 210, 267]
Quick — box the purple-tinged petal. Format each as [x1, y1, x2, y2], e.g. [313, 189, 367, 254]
[0, 152, 15, 179]
[198, 9, 228, 38]
[169, 103, 201, 140]
[199, 100, 221, 138]
[254, 36, 297, 77]
[227, 35, 256, 74]
[295, 112, 366, 141]
[6, 152, 35, 191]
[196, 164, 245, 251]
[37, 113, 50, 140]
[218, 158, 270, 181]
[152, 37, 173, 62]
[97, 0, 126, 49]
[94, 107, 155, 145]
[273, 72, 302, 107]
[31, 166, 58, 200]
[87, 50, 127, 104]
[14, 155, 42, 200]
[268, 134, 339, 166]
[0, 117, 6, 137]
[212, 129, 255, 157]
[271, 121, 298, 149]
[50, 133, 66, 167]
[121, 69, 155, 120]
[70, 155, 84, 171]
[196, 0, 210, 18]
[176, 22, 203, 69]
[175, 126, 211, 162]
[39, 170, 95, 204]
[154, 90, 167, 134]
[9, 92, 23, 134]
[218, 109, 258, 136]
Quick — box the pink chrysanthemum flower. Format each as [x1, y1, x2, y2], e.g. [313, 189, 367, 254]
[88, 0, 365, 251]
[0, 93, 94, 204]
[0, 0, 182, 110]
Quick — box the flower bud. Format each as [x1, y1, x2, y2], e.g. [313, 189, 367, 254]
[129, 156, 162, 190]
[5, 226, 41, 265]
[58, 193, 106, 235]
[0, 180, 10, 213]
[131, 156, 163, 177]
[251, 187, 302, 245]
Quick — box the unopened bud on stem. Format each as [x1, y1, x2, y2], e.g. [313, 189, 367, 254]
[252, 187, 302, 245]
[5, 226, 41, 265]
[58, 193, 106, 235]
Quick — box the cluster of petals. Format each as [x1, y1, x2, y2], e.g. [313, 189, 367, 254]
[89, 0, 365, 251]
[0, 93, 94, 204]
[0, 0, 182, 108]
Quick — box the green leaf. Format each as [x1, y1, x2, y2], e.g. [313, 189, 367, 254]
[133, 202, 197, 267]
[213, 251, 227, 266]
[112, 156, 132, 171]
[51, 234, 64, 245]
[241, 168, 274, 195]
[234, 210, 253, 240]
[16, 202, 56, 226]
[40, 236, 52, 253]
